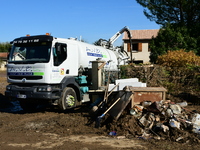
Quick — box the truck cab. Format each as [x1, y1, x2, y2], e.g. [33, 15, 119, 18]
[6, 34, 82, 111]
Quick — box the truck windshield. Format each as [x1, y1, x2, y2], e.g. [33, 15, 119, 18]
[8, 42, 52, 64]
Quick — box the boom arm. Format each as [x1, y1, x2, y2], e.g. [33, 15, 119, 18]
[108, 26, 132, 49]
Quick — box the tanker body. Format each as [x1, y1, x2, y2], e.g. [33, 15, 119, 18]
[5, 34, 128, 111]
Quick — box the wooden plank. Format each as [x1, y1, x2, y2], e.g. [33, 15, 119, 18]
[108, 91, 133, 120]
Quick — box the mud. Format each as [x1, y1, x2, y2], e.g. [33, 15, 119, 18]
[0, 71, 199, 150]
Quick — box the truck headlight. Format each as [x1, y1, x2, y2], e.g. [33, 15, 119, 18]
[6, 86, 11, 90]
[37, 87, 52, 92]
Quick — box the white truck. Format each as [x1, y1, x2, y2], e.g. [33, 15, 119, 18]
[5, 27, 132, 111]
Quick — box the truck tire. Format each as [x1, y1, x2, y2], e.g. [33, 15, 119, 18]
[58, 87, 77, 110]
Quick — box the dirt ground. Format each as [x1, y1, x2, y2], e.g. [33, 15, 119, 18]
[0, 71, 199, 150]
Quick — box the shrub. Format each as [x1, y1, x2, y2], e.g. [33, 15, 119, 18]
[157, 49, 200, 67]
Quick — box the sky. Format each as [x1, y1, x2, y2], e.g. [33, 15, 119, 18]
[0, 0, 160, 46]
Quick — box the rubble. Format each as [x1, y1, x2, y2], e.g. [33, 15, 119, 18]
[89, 82, 200, 143]
[132, 100, 200, 142]
[91, 97, 200, 143]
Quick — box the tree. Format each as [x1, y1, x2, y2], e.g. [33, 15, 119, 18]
[0, 42, 11, 52]
[93, 38, 108, 46]
[149, 23, 198, 63]
[136, 0, 200, 28]
[136, 0, 200, 62]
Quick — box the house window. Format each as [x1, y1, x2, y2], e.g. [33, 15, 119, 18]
[127, 43, 142, 52]
[132, 43, 138, 51]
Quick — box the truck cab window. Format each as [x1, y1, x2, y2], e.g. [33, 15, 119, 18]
[54, 43, 67, 66]
[9, 42, 51, 63]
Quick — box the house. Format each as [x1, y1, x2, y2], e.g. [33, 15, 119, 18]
[123, 29, 159, 64]
[0, 52, 8, 70]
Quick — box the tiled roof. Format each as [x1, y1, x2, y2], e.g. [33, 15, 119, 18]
[0, 52, 8, 58]
[123, 29, 159, 40]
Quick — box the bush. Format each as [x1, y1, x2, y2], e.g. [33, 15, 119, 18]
[157, 49, 200, 67]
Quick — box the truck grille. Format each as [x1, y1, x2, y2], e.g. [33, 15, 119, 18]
[8, 76, 43, 80]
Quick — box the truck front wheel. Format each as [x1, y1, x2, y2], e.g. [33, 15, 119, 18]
[58, 87, 77, 110]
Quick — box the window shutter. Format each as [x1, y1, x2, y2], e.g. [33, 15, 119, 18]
[127, 43, 131, 52]
[138, 43, 142, 52]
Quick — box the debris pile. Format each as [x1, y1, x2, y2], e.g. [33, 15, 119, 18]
[112, 100, 200, 143]
[89, 84, 200, 143]
[91, 97, 200, 143]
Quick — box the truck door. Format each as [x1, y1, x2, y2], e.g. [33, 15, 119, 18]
[53, 42, 78, 76]
[54, 43, 67, 66]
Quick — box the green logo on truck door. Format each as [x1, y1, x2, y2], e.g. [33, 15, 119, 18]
[33, 72, 44, 75]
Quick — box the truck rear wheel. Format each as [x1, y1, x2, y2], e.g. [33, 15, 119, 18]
[58, 87, 77, 110]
